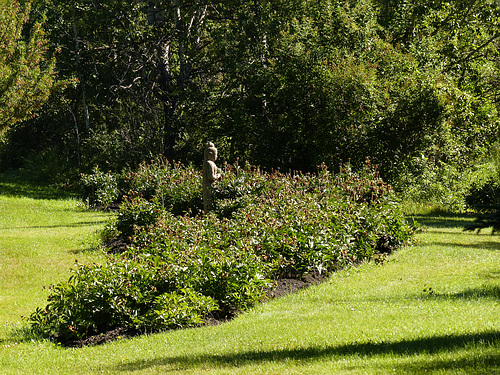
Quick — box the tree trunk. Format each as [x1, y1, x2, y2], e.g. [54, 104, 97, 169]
[163, 102, 175, 161]
[72, 17, 90, 132]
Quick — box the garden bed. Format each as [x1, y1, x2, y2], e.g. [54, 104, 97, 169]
[30, 159, 413, 345]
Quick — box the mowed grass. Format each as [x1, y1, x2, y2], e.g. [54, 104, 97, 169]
[0, 184, 499, 374]
[0, 178, 110, 327]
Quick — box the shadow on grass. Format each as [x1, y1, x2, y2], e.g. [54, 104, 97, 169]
[398, 351, 499, 374]
[0, 221, 109, 230]
[429, 285, 500, 301]
[432, 241, 500, 251]
[0, 324, 39, 346]
[113, 331, 499, 373]
[0, 174, 77, 200]
[410, 214, 474, 229]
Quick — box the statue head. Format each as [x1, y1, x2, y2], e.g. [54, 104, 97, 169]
[204, 142, 217, 161]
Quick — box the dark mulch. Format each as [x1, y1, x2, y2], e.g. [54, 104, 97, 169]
[103, 238, 128, 254]
[66, 327, 140, 348]
[265, 273, 327, 299]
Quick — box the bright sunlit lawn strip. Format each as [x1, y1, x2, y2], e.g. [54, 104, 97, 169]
[0, 194, 110, 326]
[0, 190, 499, 374]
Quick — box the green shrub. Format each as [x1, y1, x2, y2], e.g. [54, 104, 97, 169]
[124, 158, 203, 215]
[145, 289, 218, 330]
[465, 177, 500, 208]
[31, 159, 414, 344]
[211, 162, 266, 218]
[115, 197, 161, 240]
[30, 256, 219, 341]
[80, 167, 119, 208]
[131, 213, 271, 315]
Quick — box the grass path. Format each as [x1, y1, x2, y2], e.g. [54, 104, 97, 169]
[0, 191, 499, 374]
[0, 195, 110, 324]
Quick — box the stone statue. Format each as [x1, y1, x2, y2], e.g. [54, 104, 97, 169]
[202, 142, 221, 212]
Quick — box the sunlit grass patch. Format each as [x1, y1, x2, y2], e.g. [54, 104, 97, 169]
[0, 195, 111, 325]
[0, 186, 498, 374]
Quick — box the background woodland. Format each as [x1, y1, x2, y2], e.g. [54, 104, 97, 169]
[1, 0, 499, 207]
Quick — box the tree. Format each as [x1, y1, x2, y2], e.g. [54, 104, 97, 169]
[28, 0, 233, 167]
[374, 0, 500, 176]
[197, 0, 447, 175]
[0, 0, 55, 133]
[3, 0, 497, 184]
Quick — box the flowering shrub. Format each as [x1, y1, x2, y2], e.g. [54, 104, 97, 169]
[31, 159, 413, 343]
[124, 158, 203, 216]
[115, 198, 161, 240]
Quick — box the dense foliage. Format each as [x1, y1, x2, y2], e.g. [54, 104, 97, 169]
[0, 0, 55, 133]
[0, 0, 498, 201]
[30, 160, 413, 343]
[464, 145, 500, 233]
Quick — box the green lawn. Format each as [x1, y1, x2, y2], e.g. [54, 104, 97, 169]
[0, 187, 498, 374]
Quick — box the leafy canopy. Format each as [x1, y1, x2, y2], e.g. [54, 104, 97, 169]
[0, 0, 55, 133]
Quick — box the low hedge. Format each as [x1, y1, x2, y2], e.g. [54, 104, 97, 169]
[30, 159, 413, 343]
